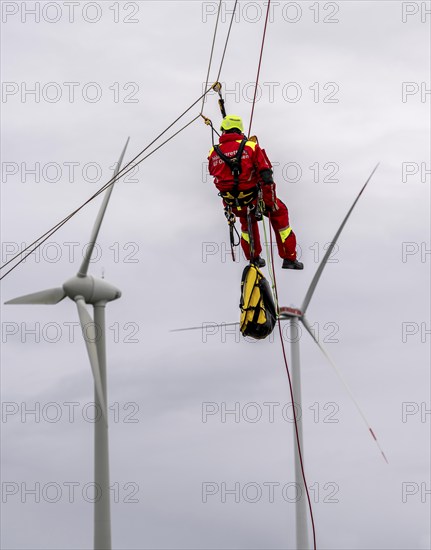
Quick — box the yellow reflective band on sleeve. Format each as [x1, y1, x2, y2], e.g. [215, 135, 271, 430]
[208, 147, 214, 158]
[241, 232, 250, 243]
[279, 227, 292, 243]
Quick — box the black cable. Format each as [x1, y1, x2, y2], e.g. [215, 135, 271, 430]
[216, 0, 239, 82]
[201, 0, 223, 113]
[3, 0, 239, 280]
[0, 114, 202, 280]
[1, 88, 213, 279]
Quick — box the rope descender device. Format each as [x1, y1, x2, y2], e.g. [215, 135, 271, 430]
[212, 81, 227, 118]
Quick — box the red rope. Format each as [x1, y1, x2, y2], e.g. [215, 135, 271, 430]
[241, 2, 318, 543]
[248, 0, 271, 136]
[269, 219, 317, 550]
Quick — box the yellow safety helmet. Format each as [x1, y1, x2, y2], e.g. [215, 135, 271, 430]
[220, 114, 244, 133]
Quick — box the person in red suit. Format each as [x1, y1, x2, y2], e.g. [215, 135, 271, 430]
[208, 114, 303, 269]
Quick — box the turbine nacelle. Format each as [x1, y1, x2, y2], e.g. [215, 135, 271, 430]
[278, 306, 303, 319]
[63, 275, 121, 305]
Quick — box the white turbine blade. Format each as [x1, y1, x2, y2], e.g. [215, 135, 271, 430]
[301, 315, 388, 464]
[75, 297, 108, 423]
[78, 138, 130, 277]
[170, 322, 239, 333]
[5, 288, 66, 305]
[301, 163, 379, 314]
[171, 315, 291, 333]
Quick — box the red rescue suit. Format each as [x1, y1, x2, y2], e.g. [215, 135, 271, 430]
[208, 132, 297, 261]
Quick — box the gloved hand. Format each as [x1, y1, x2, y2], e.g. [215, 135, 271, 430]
[260, 169, 278, 210]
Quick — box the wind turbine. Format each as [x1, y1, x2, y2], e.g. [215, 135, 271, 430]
[5, 138, 130, 550]
[172, 164, 387, 549]
[276, 163, 388, 549]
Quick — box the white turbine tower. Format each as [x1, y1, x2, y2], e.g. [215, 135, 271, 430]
[276, 163, 387, 549]
[172, 164, 386, 549]
[5, 138, 130, 550]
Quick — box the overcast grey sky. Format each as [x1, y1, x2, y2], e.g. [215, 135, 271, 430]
[1, 1, 430, 549]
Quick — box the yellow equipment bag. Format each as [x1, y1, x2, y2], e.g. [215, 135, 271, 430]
[239, 264, 277, 340]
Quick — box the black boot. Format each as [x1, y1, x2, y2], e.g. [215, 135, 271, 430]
[251, 256, 266, 268]
[282, 258, 304, 270]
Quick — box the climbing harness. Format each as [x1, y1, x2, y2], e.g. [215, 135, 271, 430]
[219, 187, 259, 209]
[213, 137, 261, 263]
[213, 138, 248, 209]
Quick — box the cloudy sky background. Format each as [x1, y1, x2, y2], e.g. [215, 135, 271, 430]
[1, 1, 430, 549]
